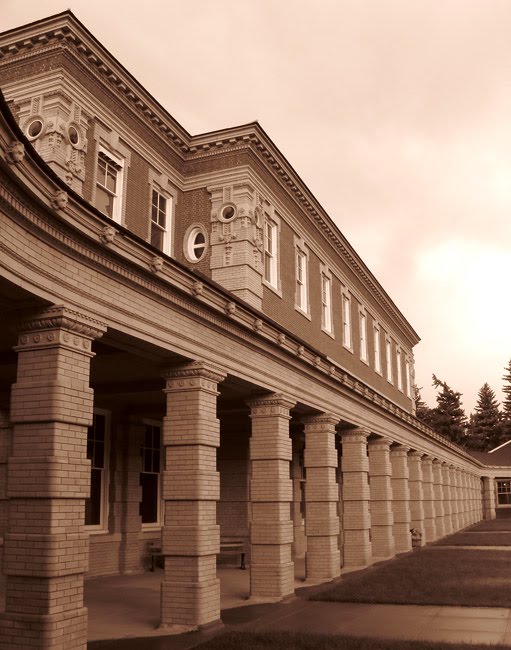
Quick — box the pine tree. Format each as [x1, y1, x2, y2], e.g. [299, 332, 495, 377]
[426, 374, 468, 446]
[502, 359, 511, 422]
[413, 385, 432, 423]
[466, 383, 501, 450]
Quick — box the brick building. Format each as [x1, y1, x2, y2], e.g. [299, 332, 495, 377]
[0, 11, 502, 649]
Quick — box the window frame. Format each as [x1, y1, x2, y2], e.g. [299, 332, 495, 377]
[140, 419, 163, 529]
[405, 355, 412, 397]
[359, 308, 368, 364]
[263, 216, 279, 291]
[294, 241, 310, 317]
[320, 268, 333, 335]
[385, 336, 393, 384]
[96, 145, 124, 224]
[396, 346, 403, 391]
[85, 408, 111, 533]
[150, 187, 172, 256]
[341, 289, 353, 351]
[496, 479, 511, 506]
[373, 322, 382, 374]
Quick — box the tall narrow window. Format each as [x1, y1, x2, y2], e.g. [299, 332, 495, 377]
[385, 337, 393, 383]
[85, 412, 108, 528]
[374, 324, 382, 373]
[295, 247, 308, 313]
[359, 310, 368, 362]
[342, 291, 352, 349]
[140, 423, 162, 525]
[96, 148, 123, 223]
[396, 347, 403, 391]
[321, 273, 332, 333]
[150, 189, 170, 254]
[405, 356, 412, 397]
[264, 219, 278, 287]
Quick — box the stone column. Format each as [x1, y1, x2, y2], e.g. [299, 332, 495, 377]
[368, 437, 394, 559]
[303, 414, 340, 581]
[390, 445, 411, 553]
[432, 459, 445, 538]
[450, 467, 460, 532]
[421, 456, 436, 543]
[441, 463, 453, 536]
[341, 429, 371, 567]
[461, 470, 469, 528]
[248, 395, 295, 601]
[482, 476, 496, 520]
[0, 408, 13, 563]
[468, 474, 475, 524]
[408, 451, 425, 546]
[478, 477, 485, 521]
[161, 362, 226, 629]
[291, 451, 306, 558]
[118, 419, 144, 574]
[0, 306, 105, 650]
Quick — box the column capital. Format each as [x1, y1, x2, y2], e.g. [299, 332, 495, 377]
[302, 413, 339, 428]
[408, 450, 424, 460]
[390, 444, 410, 455]
[342, 427, 370, 442]
[432, 458, 444, 466]
[368, 436, 392, 449]
[162, 360, 226, 392]
[246, 393, 295, 416]
[421, 455, 434, 465]
[15, 305, 106, 353]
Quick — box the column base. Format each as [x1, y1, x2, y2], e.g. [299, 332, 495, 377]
[0, 607, 87, 650]
[160, 578, 220, 628]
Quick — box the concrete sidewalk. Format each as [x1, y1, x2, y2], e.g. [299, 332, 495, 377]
[86, 562, 511, 649]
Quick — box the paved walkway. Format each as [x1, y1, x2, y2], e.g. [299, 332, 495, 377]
[86, 558, 511, 649]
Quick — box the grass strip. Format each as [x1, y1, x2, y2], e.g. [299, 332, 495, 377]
[196, 631, 511, 650]
[312, 548, 511, 607]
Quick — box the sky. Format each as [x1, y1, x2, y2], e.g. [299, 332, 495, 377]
[2, 0, 511, 413]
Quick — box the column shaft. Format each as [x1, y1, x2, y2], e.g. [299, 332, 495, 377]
[161, 362, 226, 629]
[432, 460, 445, 538]
[408, 451, 425, 546]
[0, 306, 105, 650]
[482, 476, 496, 520]
[368, 438, 395, 559]
[421, 457, 436, 542]
[441, 463, 453, 536]
[291, 451, 306, 557]
[248, 395, 295, 600]
[341, 429, 371, 567]
[303, 415, 340, 581]
[390, 445, 411, 553]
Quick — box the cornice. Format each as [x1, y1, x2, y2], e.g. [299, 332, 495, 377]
[0, 12, 419, 347]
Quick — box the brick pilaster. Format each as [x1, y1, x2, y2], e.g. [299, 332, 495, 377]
[441, 463, 453, 536]
[390, 445, 411, 553]
[421, 456, 436, 542]
[368, 437, 394, 559]
[0, 306, 106, 650]
[450, 467, 460, 532]
[408, 451, 425, 546]
[0, 408, 13, 558]
[248, 395, 295, 600]
[291, 451, 306, 558]
[161, 362, 226, 629]
[341, 429, 371, 567]
[432, 459, 445, 538]
[482, 476, 496, 520]
[303, 414, 340, 581]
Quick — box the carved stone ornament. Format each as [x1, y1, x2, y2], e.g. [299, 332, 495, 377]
[225, 301, 236, 316]
[99, 225, 116, 245]
[296, 345, 305, 357]
[50, 189, 68, 211]
[6, 140, 25, 165]
[191, 281, 204, 296]
[328, 365, 336, 375]
[277, 333, 286, 345]
[150, 256, 164, 273]
[313, 356, 321, 367]
[253, 318, 263, 332]
[17, 305, 106, 340]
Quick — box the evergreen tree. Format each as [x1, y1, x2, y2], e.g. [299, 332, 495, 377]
[413, 385, 432, 423]
[426, 374, 468, 445]
[502, 359, 511, 422]
[466, 383, 501, 451]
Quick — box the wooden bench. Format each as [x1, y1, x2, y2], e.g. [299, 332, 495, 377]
[220, 537, 246, 570]
[148, 542, 163, 572]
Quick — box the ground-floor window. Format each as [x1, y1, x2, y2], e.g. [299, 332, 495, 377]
[140, 422, 162, 525]
[496, 479, 511, 505]
[85, 411, 109, 529]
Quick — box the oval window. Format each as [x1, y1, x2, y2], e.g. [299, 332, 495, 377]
[26, 119, 43, 140]
[219, 204, 236, 222]
[187, 227, 207, 262]
[68, 125, 80, 146]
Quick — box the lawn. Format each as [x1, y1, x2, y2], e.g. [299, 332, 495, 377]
[312, 548, 511, 607]
[196, 631, 511, 650]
